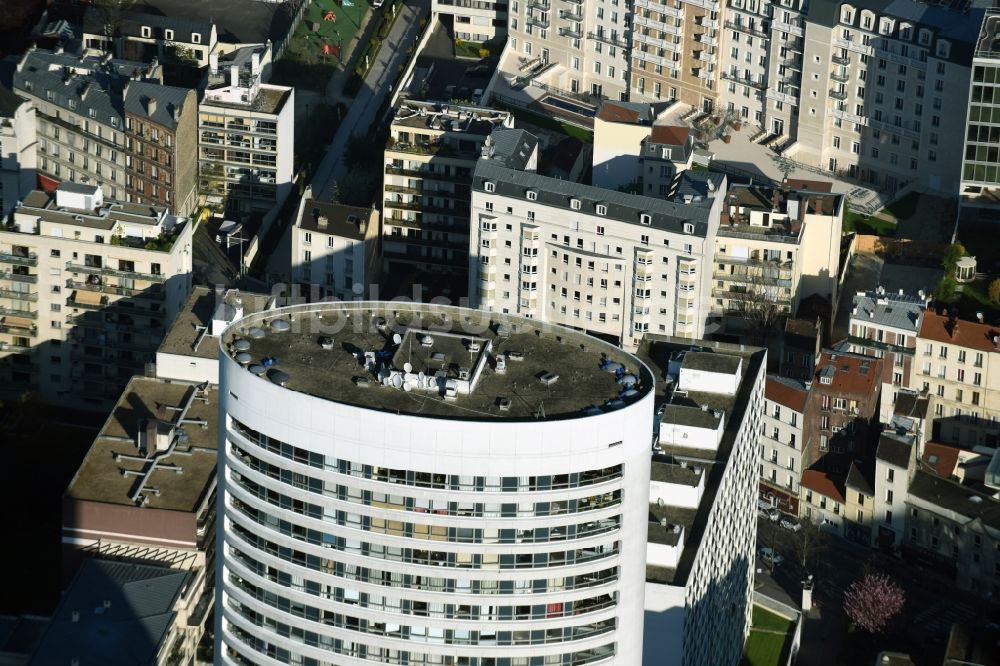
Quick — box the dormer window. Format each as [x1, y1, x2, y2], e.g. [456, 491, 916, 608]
[936, 40, 950, 59]
[89, 108, 95, 118]
[45, 90, 53, 101]
[68, 99, 76, 110]
[192, 33, 202, 44]
[24, 81, 32, 91]
[484, 181, 495, 192]
[164, 29, 174, 41]
[110, 117, 118, 127]
[596, 204, 607, 216]
[570, 198, 581, 210]
[141, 26, 151, 38]
[683, 222, 695, 234]
[899, 23, 911, 41]
[526, 190, 538, 201]
[840, 5, 854, 24]
[640, 213, 652, 225]
[918, 29, 931, 46]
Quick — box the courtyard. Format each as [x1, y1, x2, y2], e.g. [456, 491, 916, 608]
[272, 0, 373, 90]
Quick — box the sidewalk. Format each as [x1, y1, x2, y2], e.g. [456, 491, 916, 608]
[310, 0, 430, 200]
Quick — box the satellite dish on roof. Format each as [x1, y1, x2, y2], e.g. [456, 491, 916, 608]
[393, 333, 402, 344]
[404, 362, 413, 373]
[391, 374, 403, 389]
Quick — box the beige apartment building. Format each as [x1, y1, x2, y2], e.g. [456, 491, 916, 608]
[631, 0, 722, 110]
[382, 101, 511, 299]
[503, 0, 631, 100]
[713, 183, 843, 331]
[470, 127, 725, 347]
[914, 309, 1000, 448]
[0, 182, 192, 409]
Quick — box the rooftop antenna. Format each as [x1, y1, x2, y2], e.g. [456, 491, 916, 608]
[535, 401, 545, 419]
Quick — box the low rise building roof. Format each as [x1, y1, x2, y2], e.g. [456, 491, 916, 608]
[811, 351, 881, 396]
[298, 200, 374, 240]
[908, 471, 1000, 530]
[158, 286, 272, 361]
[648, 125, 689, 147]
[846, 461, 875, 496]
[765, 374, 809, 412]
[851, 290, 925, 333]
[921, 442, 961, 479]
[876, 433, 913, 469]
[918, 309, 1000, 354]
[27, 559, 189, 666]
[894, 390, 929, 420]
[801, 469, 846, 504]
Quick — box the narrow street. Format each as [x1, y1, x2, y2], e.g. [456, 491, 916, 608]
[310, 0, 431, 201]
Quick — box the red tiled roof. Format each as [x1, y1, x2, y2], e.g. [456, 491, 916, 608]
[918, 309, 1000, 354]
[766, 376, 808, 412]
[801, 469, 846, 503]
[597, 103, 640, 123]
[921, 442, 960, 479]
[811, 351, 881, 396]
[649, 125, 689, 146]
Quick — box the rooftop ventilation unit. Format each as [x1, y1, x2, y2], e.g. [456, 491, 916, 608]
[539, 372, 559, 386]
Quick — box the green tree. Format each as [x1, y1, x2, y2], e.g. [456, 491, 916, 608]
[942, 242, 967, 271]
[989, 278, 1000, 304]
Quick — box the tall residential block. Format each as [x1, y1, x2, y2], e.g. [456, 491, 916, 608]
[0, 83, 37, 219]
[0, 182, 192, 408]
[216, 302, 656, 664]
[641, 337, 766, 666]
[382, 101, 512, 299]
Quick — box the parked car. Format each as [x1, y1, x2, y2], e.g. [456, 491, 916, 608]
[759, 547, 785, 566]
[780, 517, 802, 532]
[757, 506, 781, 522]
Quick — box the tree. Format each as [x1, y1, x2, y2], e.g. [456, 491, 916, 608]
[792, 518, 827, 571]
[843, 572, 905, 633]
[989, 278, 1000, 304]
[726, 269, 786, 346]
[92, 0, 138, 51]
[942, 242, 967, 271]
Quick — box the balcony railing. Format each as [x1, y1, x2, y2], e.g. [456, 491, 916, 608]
[559, 9, 582, 21]
[384, 166, 469, 183]
[831, 54, 850, 65]
[830, 71, 850, 82]
[65, 262, 166, 283]
[526, 15, 550, 28]
[829, 88, 848, 100]
[0, 288, 37, 301]
[0, 272, 37, 284]
[722, 72, 765, 89]
[587, 31, 629, 48]
[0, 323, 37, 336]
[725, 20, 768, 38]
[67, 281, 165, 298]
[559, 25, 583, 38]
[0, 343, 32, 353]
[0, 252, 38, 267]
[527, 0, 550, 8]
[0, 308, 36, 319]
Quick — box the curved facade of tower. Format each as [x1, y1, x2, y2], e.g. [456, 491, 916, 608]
[216, 302, 654, 666]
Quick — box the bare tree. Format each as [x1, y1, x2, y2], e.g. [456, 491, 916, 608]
[792, 519, 827, 572]
[92, 0, 137, 52]
[726, 269, 786, 346]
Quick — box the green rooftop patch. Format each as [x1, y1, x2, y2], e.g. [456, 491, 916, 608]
[743, 606, 795, 666]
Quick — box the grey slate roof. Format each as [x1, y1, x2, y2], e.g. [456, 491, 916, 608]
[0, 83, 24, 117]
[83, 6, 213, 44]
[483, 128, 537, 170]
[682, 351, 742, 374]
[847, 460, 876, 496]
[299, 199, 372, 240]
[14, 51, 125, 127]
[650, 459, 702, 486]
[28, 559, 189, 666]
[851, 290, 925, 333]
[661, 404, 723, 430]
[123, 79, 191, 129]
[908, 470, 1000, 530]
[474, 134, 721, 236]
[132, 0, 297, 45]
[877, 432, 914, 468]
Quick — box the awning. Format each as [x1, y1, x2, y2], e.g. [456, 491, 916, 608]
[0, 316, 33, 328]
[72, 290, 103, 306]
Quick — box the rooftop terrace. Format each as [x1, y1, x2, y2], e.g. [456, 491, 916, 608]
[65, 378, 218, 512]
[158, 287, 273, 361]
[222, 302, 653, 421]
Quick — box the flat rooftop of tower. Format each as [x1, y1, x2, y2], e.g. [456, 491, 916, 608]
[222, 302, 653, 421]
[64, 378, 218, 512]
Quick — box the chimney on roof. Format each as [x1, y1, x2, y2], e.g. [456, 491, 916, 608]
[771, 190, 781, 211]
[230, 64, 239, 88]
[977, 311, 985, 323]
[146, 96, 157, 116]
[171, 104, 180, 122]
[251, 52, 261, 77]
[317, 214, 328, 229]
[209, 52, 218, 76]
[357, 214, 368, 234]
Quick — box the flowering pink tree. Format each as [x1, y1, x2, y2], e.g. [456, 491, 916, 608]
[843, 572, 905, 633]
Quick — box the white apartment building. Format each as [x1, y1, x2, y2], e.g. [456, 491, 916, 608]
[0, 84, 37, 219]
[873, 432, 916, 548]
[759, 374, 807, 514]
[847, 289, 924, 423]
[0, 182, 192, 408]
[642, 338, 766, 666]
[290, 193, 380, 301]
[503, 0, 631, 100]
[216, 301, 656, 665]
[82, 6, 218, 66]
[714, 183, 843, 328]
[469, 128, 724, 347]
[199, 45, 293, 218]
[382, 101, 512, 299]
[960, 8, 1000, 204]
[433, 0, 508, 42]
[789, 0, 981, 194]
